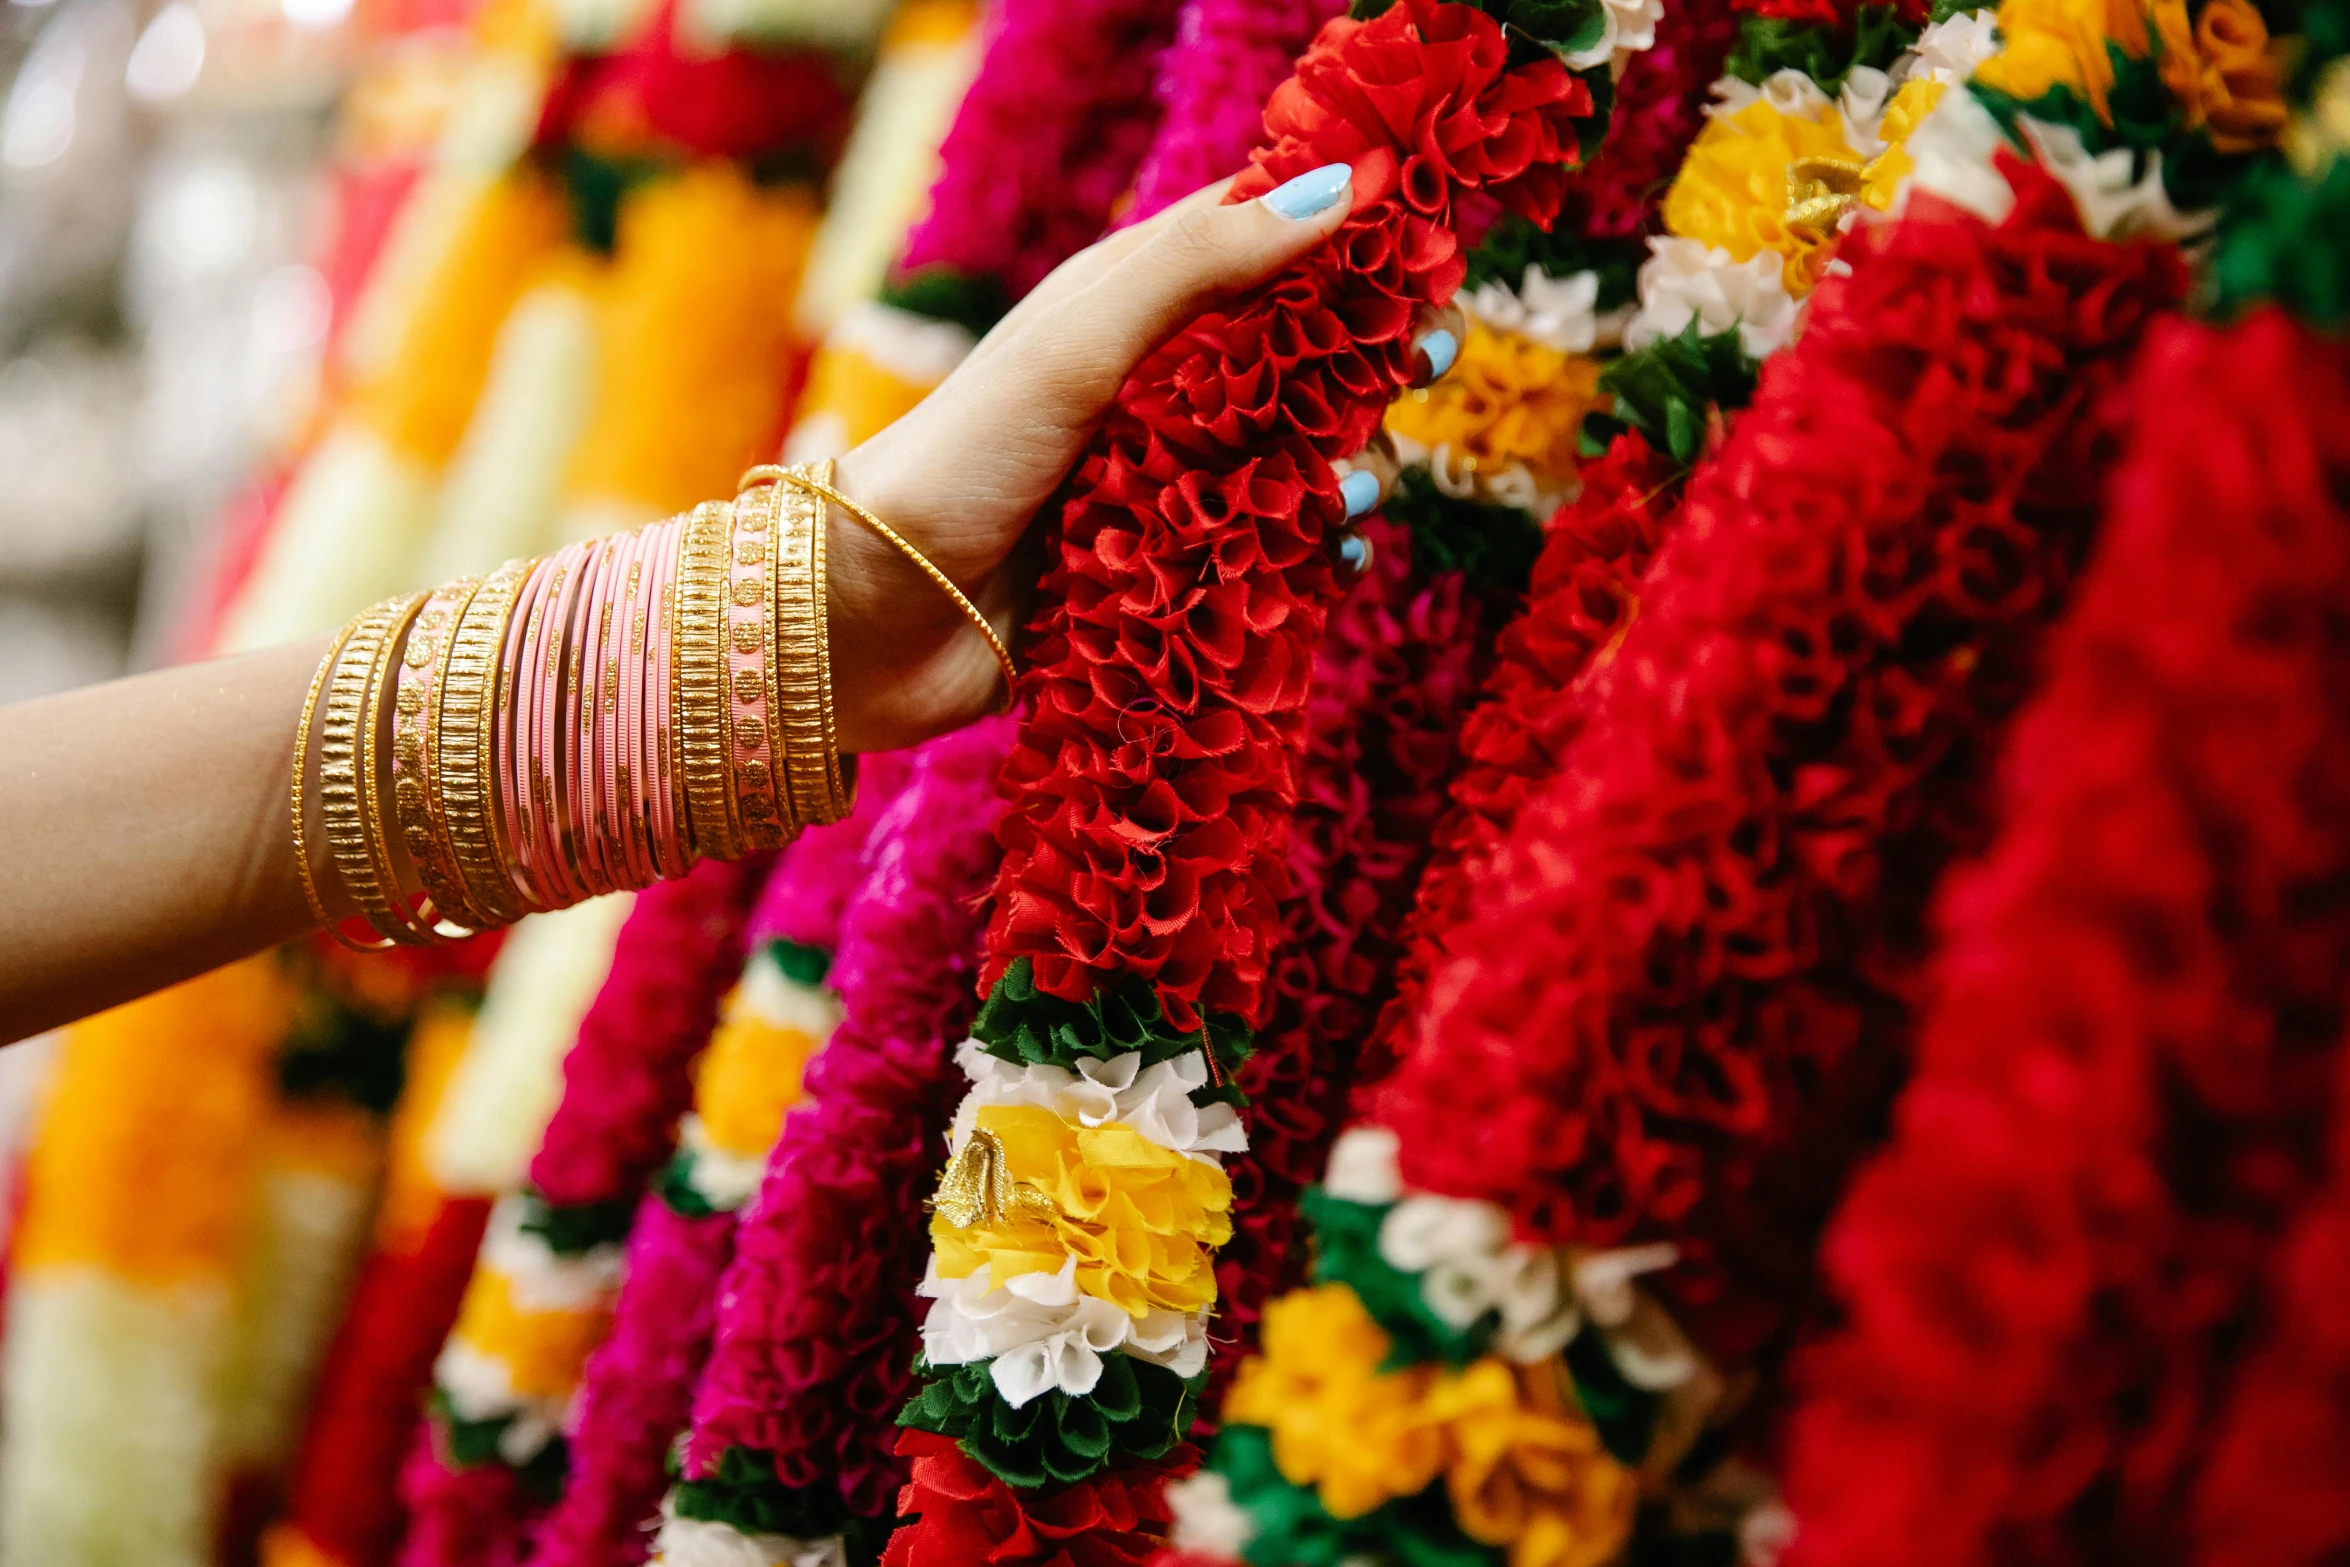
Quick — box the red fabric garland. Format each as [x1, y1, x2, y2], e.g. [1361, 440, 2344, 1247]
[882, 1433, 1192, 1567]
[1375, 165, 2187, 1367]
[1780, 309, 2350, 1567]
[980, 0, 1594, 1033]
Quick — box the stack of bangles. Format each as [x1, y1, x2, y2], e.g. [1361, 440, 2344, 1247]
[287, 461, 1016, 950]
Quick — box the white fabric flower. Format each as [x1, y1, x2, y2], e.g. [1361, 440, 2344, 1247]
[477, 1195, 625, 1310]
[1623, 237, 1801, 361]
[1322, 1125, 1403, 1204]
[1378, 1195, 1580, 1362]
[952, 1041, 1246, 1162]
[1839, 64, 1895, 157]
[918, 1258, 1208, 1405]
[1897, 9, 2000, 85]
[653, 1496, 846, 1567]
[2019, 118, 2215, 243]
[1465, 266, 1617, 353]
[1899, 84, 2016, 223]
[676, 1113, 770, 1212]
[1167, 1470, 1258, 1557]
[731, 948, 844, 1038]
[1557, 0, 1665, 69]
[1709, 66, 1835, 122]
[1570, 1242, 1679, 1328]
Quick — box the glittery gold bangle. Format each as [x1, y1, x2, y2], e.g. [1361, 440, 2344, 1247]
[316, 599, 409, 951]
[394, 576, 486, 936]
[726, 479, 789, 850]
[359, 592, 440, 946]
[762, 462, 855, 829]
[291, 621, 356, 937]
[440, 558, 531, 927]
[675, 499, 739, 861]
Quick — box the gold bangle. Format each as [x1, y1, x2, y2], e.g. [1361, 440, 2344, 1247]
[440, 558, 531, 927]
[676, 500, 738, 861]
[763, 463, 855, 829]
[291, 622, 357, 936]
[396, 577, 486, 936]
[360, 592, 441, 946]
[727, 480, 790, 848]
[743, 460, 1018, 711]
[315, 600, 408, 951]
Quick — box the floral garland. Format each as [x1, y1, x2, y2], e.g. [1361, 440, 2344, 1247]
[528, 762, 911, 1567]
[1781, 90, 2350, 1562]
[1370, 0, 2271, 1371]
[651, 719, 1017, 1567]
[888, 3, 1600, 1561]
[398, 858, 769, 1567]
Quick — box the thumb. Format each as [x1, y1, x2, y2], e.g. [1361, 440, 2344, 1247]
[1035, 163, 1358, 408]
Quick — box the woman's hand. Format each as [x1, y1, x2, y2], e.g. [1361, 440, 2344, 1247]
[824, 165, 1465, 753]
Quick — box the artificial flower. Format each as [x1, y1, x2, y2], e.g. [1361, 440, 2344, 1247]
[1620, 236, 1800, 358]
[881, 1431, 1186, 1567]
[1968, 0, 2145, 124]
[2152, 0, 2286, 152]
[1384, 321, 1608, 498]
[918, 1256, 1209, 1402]
[1663, 88, 1876, 293]
[1431, 1360, 1638, 1567]
[951, 1044, 1247, 1162]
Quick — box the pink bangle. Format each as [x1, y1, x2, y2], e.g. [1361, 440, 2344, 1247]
[541, 539, 595, 905]
[500, 553, 561, 912]
[645, 518, 690, 878]
[568, 535, 617, 897]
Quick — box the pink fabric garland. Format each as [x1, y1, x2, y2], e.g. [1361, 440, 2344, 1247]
[894, 0, 1180, 295]
[684, 716, 1019, 1520]
[1125, 0, 1346, 225]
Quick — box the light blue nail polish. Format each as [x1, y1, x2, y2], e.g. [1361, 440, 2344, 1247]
[1340, 468, 1380, 518]
[1261, 162, 1353, 221]
[1417, 327, 1458, 380]
[1338, 531, 1375, 575]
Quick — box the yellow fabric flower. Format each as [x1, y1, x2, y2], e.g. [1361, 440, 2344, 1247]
[692, 1003, 818, 1159]
[1431, 1361, 1640, 1567]
[1860, 78, 1948, 209]
[929, 1104, 1231, 1317]
[1383, 323, 1605, 491]
[1224, 1284, 1454, 1520]
[1971, 0, 2153, 122]
[1661, 97, 1868, 295]
[2152, 0, 2287, 152]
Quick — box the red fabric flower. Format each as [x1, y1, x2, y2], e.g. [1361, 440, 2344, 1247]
[983, 0, 1596, 1031]
[882, 1434, 1191, 1567]
[1781, 310, 2350, 1567]
[1373, 165, 2186, 1367]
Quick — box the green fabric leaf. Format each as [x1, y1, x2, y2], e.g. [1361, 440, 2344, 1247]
[516, 1187, 637, 1255]
[1724, 6, 1914, 94]
[2210, 152, 2350, 327]
[670, 1444, 894, 1564]
[1969, 41, 2266, 212]
[1926, 0, 1993, 22]
[766, 937, 832, 987]
[1591, 322, 1760, 466]
[971, 958, 1254, 1078]
[1500, 0, 1609, 55]
[897, 1353, 1203, 1489]
[1461, 217, 1643, 311]
[426, 1391, 570, 1503]
[1380, 468, 1546, 601]
[1215, 1426, 1498, 1567]
[654, 1150, 722, 1219]
[1302, 1188, 1489, 1368]
[878, 265, 1011, 338]
[1562, 1323, 1662, 1466]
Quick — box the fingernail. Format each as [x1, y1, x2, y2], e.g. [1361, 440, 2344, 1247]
[1339, 468, 1380, 517]
[1261, 162, 1353, 221]
[1338, 530, 1375, 576]
[1416, 327, 1458, 381]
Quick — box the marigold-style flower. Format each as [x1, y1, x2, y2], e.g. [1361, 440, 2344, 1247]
[1430, 1360, 1638, 1567]
[929, 1105, 1234, 1318]
[1385, 322, 1607, 493]
[2152, 0, 2287, 153]
[1969, 0, 2150, 125]
[1661, 94, 1874, 294]
[1222, 1284, 1453, 1519]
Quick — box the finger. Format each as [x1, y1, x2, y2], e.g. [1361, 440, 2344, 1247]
[1408, 301, 1467, 388]
[1333, 429, 1401, 520]
[964, 178, 1240, 371]
[1025, 162, 1358, 410]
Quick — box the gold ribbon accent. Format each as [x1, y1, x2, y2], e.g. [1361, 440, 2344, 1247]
[930, 1127, 1058, 1229]
[1784, 153, 1869, 239]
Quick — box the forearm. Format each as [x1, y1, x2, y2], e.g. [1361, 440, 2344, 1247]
[0, 641, 325, 1039]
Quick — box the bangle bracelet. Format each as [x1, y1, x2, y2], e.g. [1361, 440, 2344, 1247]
[360, 592, 441, 946]
[763, 462, 855, 829]
[441, 558, 530, 927]
[395, 576, 486, 936]
[677, 499, 738, 861]
[726, 483, 788, 847]
[316, 598, 411, 951]
[291, 622, 357, 935]
[744, 461, 1018, 711]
